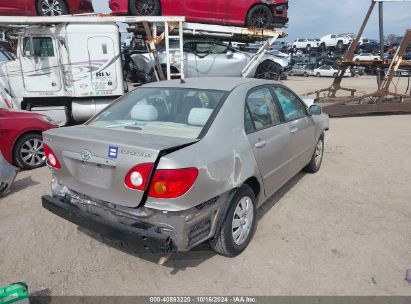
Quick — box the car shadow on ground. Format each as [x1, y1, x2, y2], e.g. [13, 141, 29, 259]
[3, 176, 40, 197]
[77, 171, 307, 272]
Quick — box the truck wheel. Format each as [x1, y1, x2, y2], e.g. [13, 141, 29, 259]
[13, 133, 46, 170]
[246, 5, 273, 29]
[210, 185, 257, 257]
[304, 134, 324, 173]
[37, 0, 68, 16]
[129, 0, 161, 16]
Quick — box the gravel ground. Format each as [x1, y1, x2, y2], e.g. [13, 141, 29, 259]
[1, 77, 411, 296]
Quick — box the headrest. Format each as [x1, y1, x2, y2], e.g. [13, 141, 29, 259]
[188, 108, 213, 126]
[131, 104, 158, 121]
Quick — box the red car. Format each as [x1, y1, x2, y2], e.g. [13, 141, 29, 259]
[0, 0, 93, 16]
[109, 0, 289, 29]
[0, 107, 58, 170]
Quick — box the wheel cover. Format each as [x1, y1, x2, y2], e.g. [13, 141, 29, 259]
[232, 196, 254, 246]
[250, 7, 271, 28]
[20, 138, 45, 167]
[314, 139, 323, 167]
[134, 0, 157, 15]
[40, 0, 63, 16]
[255, 62, 279, 80]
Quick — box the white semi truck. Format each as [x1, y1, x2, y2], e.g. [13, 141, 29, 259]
[0, 22, 124, 123]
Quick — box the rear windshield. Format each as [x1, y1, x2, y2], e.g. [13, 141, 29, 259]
[87, 87, 227, 139]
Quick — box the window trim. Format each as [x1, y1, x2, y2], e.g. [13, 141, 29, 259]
[244, 85, 285, 135]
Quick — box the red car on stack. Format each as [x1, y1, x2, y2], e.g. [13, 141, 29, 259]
[0, 0, 93, 16]
[109, 0, 289, 29]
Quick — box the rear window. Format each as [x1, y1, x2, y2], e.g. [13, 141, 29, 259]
[88, 87, 227, 139]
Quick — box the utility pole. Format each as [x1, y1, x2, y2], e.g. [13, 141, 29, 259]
[378, 1, 385, 86]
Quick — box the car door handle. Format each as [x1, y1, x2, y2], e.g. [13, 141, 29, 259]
[290, 127, 298, 134]
[255, 141, 266, 149]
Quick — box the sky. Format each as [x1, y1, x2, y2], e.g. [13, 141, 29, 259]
[92, 0, 410, 41]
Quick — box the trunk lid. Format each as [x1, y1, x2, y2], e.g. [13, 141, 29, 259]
[43, 125, 196, 208]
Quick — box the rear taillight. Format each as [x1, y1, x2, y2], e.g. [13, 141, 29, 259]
[43, 144, 61, 169]
[125, 163, 154, 190]
[148, 168, 198, 199]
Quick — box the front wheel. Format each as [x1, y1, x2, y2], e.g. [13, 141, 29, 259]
[304, 135, 324, 173]
[246, 4, 273, 29]
[36, 0, 68, 16]
[129, 0, 161, 16]
[13, 133, 46, 170]
[210, 185, 257, 257]
[316, 72, 321, 77]
[255, 60, 282, 80]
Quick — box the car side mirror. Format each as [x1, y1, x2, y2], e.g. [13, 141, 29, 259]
[309, 104, 322, 115]
[226, 50, 233, 58]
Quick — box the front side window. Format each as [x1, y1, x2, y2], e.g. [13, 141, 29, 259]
[23, 37, 54, 57]
[245, 87, 281, 132]
[88, 88, 227, 139]
[273, 86, 307, 122]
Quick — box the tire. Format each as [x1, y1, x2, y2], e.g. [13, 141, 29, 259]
[333, 73, 337, 77]
[210, 185, 257, 257]
[246, 4, 273, 29]
[316, 72, 321, 77]
[254, 60, 282, 80]
[306, 45, 311, 52]
[289, 71, 294, 76]
[36, 0, 68, 16]
[304, 72, 308, 77]
[13, 133, 46, 170]
[337, 41, 343, 49]
[304, 134, 324, 173]
[129, 0, 161, 16]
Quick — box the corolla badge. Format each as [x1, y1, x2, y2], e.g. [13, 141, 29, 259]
[80, 149, 92, 161]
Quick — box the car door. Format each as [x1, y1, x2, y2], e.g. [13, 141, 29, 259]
[245, 86, 293, 197]
[322, 65, 332, 76]
[167, 0, 216, 22]
[0, 0, 27, 15]
[194, 41, 246, 77]
[20, 36, 62, 92]
[273, 85, 316, 174]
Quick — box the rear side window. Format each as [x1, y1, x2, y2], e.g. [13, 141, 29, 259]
[245, 87, 281, 133]
[273, 86, 307, 122]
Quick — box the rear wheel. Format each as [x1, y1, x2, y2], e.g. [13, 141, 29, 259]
[129, 0, 161, 16]
[246, 5, 273, 29]
[36, 0, 68, 16]
[316, 72, 321, 77]
[304, 71, 308, 77]
[255, 60, 282, 80]
[210, 185, 257, 257]
[13, 133, 46, 170]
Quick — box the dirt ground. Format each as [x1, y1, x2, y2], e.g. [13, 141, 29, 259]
[1, 76, 411, 296]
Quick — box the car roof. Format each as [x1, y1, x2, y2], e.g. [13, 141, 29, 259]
[141, 77, 280, 91]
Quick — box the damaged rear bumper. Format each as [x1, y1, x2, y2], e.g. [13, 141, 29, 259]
[42, 195, 173, 253]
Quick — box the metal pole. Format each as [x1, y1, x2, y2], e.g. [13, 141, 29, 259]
[378, 1, 385, 86]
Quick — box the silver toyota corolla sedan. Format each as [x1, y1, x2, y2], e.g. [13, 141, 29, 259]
[42, 78, 329, 257]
